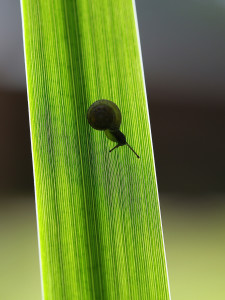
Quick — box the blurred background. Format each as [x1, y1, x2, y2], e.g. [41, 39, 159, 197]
[0, 0, 224, 299]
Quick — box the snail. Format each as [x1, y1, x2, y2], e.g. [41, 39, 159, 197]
[87, 99, 140, 158]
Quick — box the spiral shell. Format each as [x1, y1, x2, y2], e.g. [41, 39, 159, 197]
[87, 99, 121, 130]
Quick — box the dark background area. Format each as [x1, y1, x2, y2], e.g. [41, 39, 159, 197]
[1, 90, 225, 195]
[0, 0, 224, 299]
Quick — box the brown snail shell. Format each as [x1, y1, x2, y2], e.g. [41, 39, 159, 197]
[87, 99, 121, 131]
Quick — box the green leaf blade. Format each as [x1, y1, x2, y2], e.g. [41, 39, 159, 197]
[21, 0, 170, 298]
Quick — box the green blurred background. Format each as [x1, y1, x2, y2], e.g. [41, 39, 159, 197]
[0, 0, 224, 299]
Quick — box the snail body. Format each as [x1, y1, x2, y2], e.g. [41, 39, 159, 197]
[105, 129, 126, 145]
[87, 99, 139, 158]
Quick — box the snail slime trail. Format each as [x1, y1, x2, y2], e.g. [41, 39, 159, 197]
[87, 99, 140, 158]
